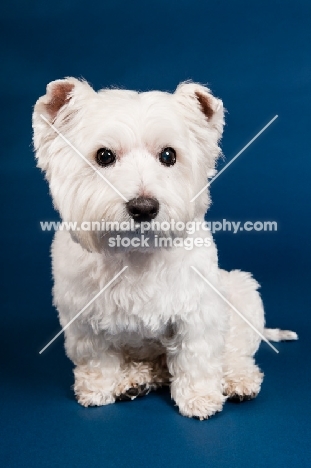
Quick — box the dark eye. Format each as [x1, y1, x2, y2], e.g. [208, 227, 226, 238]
[96, 148, 116, 167]
[159, 147, 176, 167]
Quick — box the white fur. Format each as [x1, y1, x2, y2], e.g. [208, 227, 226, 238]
[33, 79, 296, 419]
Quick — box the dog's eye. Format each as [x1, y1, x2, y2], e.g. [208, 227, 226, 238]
[159, 147, 176, 167]
[96, 148, 116, 167]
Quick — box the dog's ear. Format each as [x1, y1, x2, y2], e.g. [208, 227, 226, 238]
[32, 78, 95, 172]
[174, 82, 224, 139]
[40, 79, 75, 120]
[33, 77, 94, 122]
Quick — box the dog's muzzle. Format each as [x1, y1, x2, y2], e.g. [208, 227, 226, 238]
[126, 197, 159, 223]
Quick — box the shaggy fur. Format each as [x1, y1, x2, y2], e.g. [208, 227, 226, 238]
[33, 78, 297, 419]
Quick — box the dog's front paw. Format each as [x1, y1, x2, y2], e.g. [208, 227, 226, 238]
[223, 365, 264, 402]
[172, 384, 226, 420]
[74, 365, 116, 407]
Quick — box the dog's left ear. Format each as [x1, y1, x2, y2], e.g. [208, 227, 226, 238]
[174, 82, 224, 139]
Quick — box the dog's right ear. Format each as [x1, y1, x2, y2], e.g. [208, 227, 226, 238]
[37, 79, 75, 121]
[32, 78, 95, 173]
[33, 77, 94, 122]
[34, 77, 94, 122]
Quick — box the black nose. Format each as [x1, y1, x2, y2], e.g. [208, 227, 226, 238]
[126, 197, 159, 222]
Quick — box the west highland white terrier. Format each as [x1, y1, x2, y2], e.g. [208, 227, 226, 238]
[33, 78, 297, 419]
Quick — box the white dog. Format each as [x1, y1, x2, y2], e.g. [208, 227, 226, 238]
[33, 78, 297, 419]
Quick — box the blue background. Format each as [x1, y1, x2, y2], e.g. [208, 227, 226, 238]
[1, 1, 310, 466]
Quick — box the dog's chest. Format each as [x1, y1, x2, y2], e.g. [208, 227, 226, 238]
[93, 271, 179, 335]
[89, 254, 200, 336]
[53, 232, 214, 337]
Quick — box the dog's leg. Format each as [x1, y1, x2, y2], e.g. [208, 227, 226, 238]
[165, 320, 226, 420]
[221, 269, 265, 401]
[68, 328, 170, 406]
[63, 327, 124, 407]
[74, 359, 121, 407]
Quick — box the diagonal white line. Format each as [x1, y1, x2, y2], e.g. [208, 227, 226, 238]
[40, 114, 128, 202]
[39, 266, 128, 354]
[191, 266, 279, 353]
[190, 115, 278, 202]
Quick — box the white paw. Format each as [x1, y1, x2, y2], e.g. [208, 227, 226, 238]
[115, 362, 154, 397]
[173, 385, 225, 420]
[74, 365, 116, 407]
[223, 366, 263, 401]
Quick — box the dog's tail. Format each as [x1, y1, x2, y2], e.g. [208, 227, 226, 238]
[264, 328, 298, 342]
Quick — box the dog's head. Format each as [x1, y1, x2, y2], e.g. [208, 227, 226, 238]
[33, 78, 224, 252]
